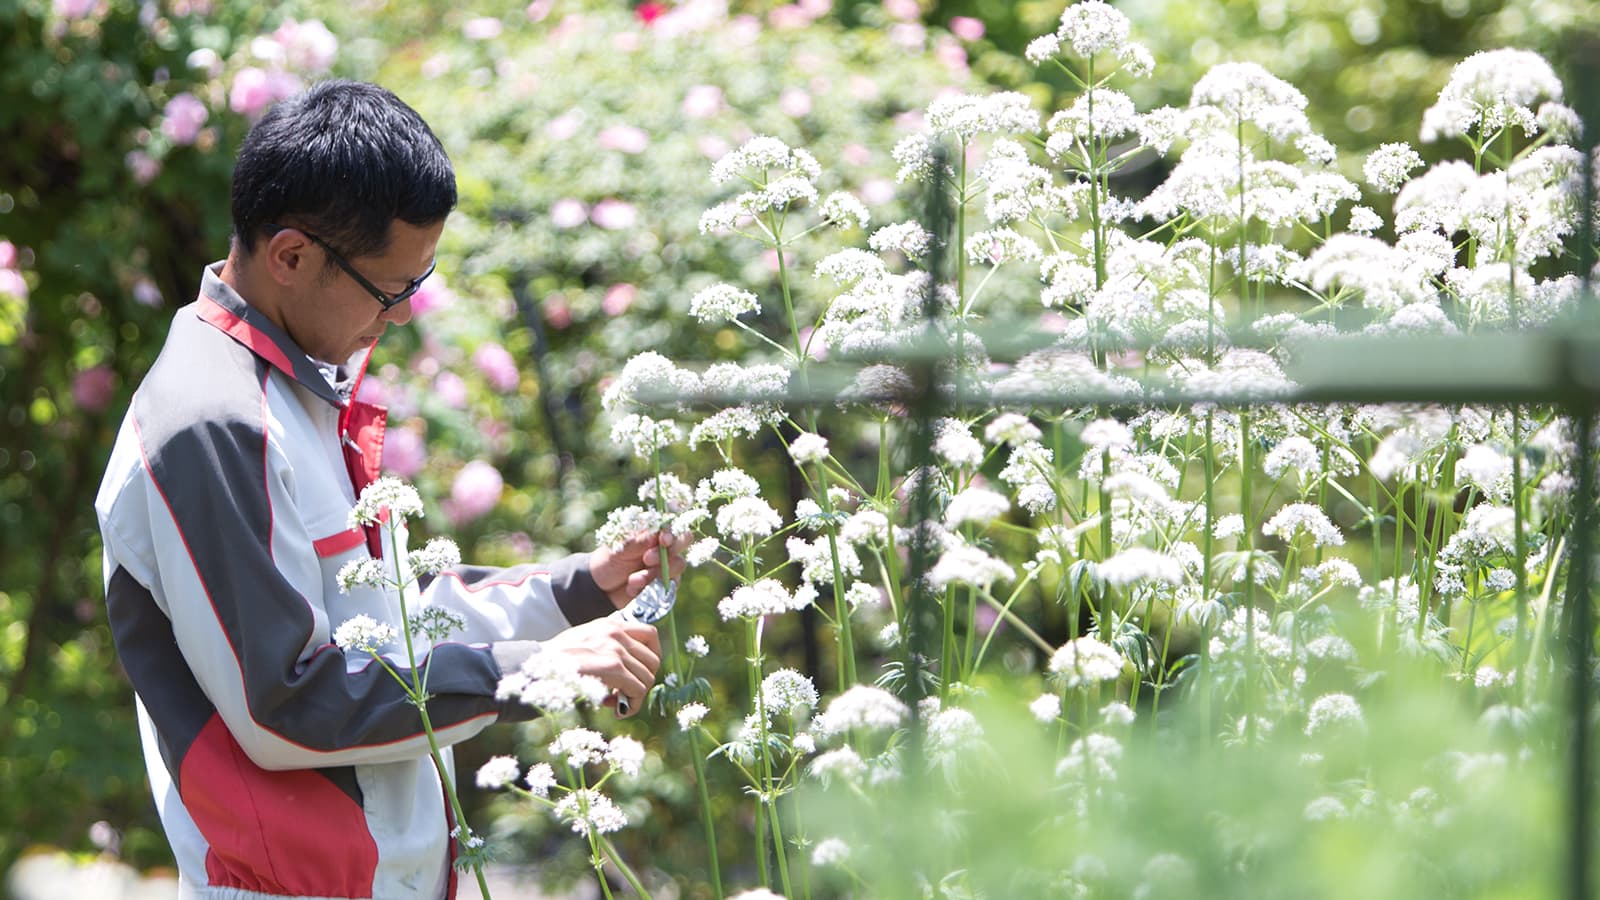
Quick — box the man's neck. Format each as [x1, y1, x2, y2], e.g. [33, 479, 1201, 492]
[217, 250, 288, 335]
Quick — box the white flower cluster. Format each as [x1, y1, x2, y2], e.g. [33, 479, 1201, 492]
[689, 283, 760, 324]
[1421, 48, 1565, 143]
[348, 477, 424, 528]
[702, 136, 825, 233]
[601, 351, 699, 412]
[717, 579, 810, 620]
[1048, 636, 1124, 689]
[812, 685, 909, 739]
[407, 537, 461, 576]
[496, 650, 608, 714]
[554, 789, 628, 836]
[1026, 0, 1153, 77]
[332, 614, 397, 653]
[335, 557, 388, 593]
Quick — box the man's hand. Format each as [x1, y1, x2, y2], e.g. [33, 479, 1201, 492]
[590, 531, 687, 610]
[539, 617, 662, 718]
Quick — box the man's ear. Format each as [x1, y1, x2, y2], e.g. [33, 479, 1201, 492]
[262, 228, 313, 288]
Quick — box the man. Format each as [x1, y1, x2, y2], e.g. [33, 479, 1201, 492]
[95, 80, 677, 899]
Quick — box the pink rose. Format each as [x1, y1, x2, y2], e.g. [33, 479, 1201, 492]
[949, 16, 984, 41]
[132, 278, 163, 307]
[125, 150, 161, 185]
[682, 85, 725, 120]
[274, 19, 339, 73]
[589, 199, 637, 230]
[0, 269, 28, 300]
[779, 88, 812, 118]
[407, 273, 454, 317]
[53, 0, 96, 19]
[602, 284, 636, 317]
[71, 365, 117, 413]
[434, 372, 468, 409]
[160, 93, 209, 146]
[697, 135, 730, 160]
[463, 17, 503, 40]
[0, 241, 15, 270]
[229, 67, 300, 119]
[597, 124, 649, 154]
[449, 460, 504, 524]
[883, 0, 919, 21]
[550, 198, 588, 229]
[542, 294, 572, 329]
[382, 427, 426, 479]
[472, 342, 520, 393]
[544, 112, 581, 140]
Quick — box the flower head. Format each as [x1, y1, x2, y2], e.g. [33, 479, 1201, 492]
[1049, 636, 1125, 689]
[408, 537, 461, 576]
[554, 789, 628, 836]
[475, 755, 521, 790]
[335, 558, 388, 593]
[690, 283, 760, 323]
[333, 614, 398, 652]
[349, 477, 424, 528]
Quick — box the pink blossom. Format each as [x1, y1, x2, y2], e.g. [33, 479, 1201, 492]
[160, 93, 209, 146]
[682, 85, 725, 119]
[769, 5, 810, 29]
[589, 199, 637, 230]
[273, 19, 338, 73]
[948, 16, 984, 41]
[545, 112, 582, 140]
[850, 75, 880, 101]
[125, 150, 160, 185]
[53, 0, 96, 19]
[525, 0, 553, 22]
[133, 278, 162, 307]
[550, 198, 588, 229]
[602, 284, 637, 316]
[0, 269, 27, 300]
[355, 376, 391, 406]
[230, 67, 300, 119]
[890, 22, 926, 49]
[408, 273, 455, 317]
[935, 36, 968, 73]
[612, 31, 641, 52]
[543, 294, 572, 329]
[697, 135, 730, 159]
[449, 460, 504, 524]
[435, 371, 468, 409]
[761, 249, 796, 273]
[597, 124, 649, 154]
[799, 0, 832, 14]
[883, 0, 919, 21]
[0, 241, 15, 270]
[421, 54, 451, 80]
[473, 342, 520, 392]
[71, 365, 116, 413]
[779, 88, 812, 118]
[841, 143, 872, 166]
[382, 427, 427, 479]
[463, 17, 503, 40]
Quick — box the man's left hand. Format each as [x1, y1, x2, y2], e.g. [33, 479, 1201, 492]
[590, 531, 687, 610]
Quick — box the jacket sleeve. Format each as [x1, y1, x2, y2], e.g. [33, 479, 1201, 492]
[416, 554, 617, 645]
[106, 412, 514, 772]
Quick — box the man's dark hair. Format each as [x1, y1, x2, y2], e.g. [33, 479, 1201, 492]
[231, 80, 456, 259]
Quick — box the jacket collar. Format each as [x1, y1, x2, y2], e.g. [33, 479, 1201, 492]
[193, 261, 369, 409]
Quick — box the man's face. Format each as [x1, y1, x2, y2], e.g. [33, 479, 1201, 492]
[282, 220, 444, 365]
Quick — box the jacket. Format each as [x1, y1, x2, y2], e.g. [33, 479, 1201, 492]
[95, 264, 613, 899]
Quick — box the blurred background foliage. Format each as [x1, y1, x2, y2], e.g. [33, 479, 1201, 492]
[1, 0, 1595, 892]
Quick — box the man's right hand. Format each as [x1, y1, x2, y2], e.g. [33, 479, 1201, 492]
[539, 617, 662, 718]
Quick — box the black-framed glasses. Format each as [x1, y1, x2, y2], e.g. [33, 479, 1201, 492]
[266, 224, 436, 311]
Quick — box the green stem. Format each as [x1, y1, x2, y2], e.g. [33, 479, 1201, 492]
[687, 728, 724, 899]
